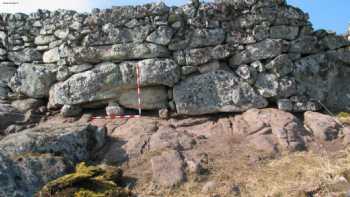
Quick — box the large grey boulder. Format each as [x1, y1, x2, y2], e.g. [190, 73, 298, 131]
[34, 35, 56, 45]
[8, 48, 42, 64]
[0, 124, 105, 161]
[9, 63, 57, 98]
[70, 43, 170, 64]
[320, 34, 350, 50]
[0, 62, 17, 83]
[138, 58, 180, 87]
[173, 70, 268, 115]
[146, 26, 174, 45]
[173, 45, 231, 66]
[265, 54, 294, 77]
[230, 39, 283, 65]
[289, 36, 319, 54]
[292, 52, 350, 111]
[84, 25, 152, 46]
[270, 25, 299, 40]
[255, 73, 279, 98]
[0, 101, 24, 130]
[0, 152, 70, 197]
[0, 124, 106, 197]
[169, 28, 226, 50]
[189, 28, 226, 48]
[50, 59, 180, 106]
[118, 86, 168, 110]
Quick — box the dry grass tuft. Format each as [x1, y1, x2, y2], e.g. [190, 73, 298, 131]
[137, 148, 350, 197]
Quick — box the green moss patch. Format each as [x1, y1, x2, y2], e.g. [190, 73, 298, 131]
[37, 162, 131, 197]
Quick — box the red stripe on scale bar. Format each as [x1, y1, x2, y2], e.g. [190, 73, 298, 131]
[90, 64, 142, 120]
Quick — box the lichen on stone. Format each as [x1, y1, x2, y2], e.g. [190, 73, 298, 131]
[337, 112, 350, 125]
[37, 162, 131, 197]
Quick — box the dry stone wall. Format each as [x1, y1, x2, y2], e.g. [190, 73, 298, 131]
[1, 0, 350, 115]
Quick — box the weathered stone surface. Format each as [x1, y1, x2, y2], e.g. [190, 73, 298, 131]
[270, 25, 299, 40]
[198, 61, 223, 74]
[181, 66, 198, 75]
[1, 0, 350, 116]
[189, 28, 225, 48]
[293, 54, 327, 100]
[50, 59, 179, 107]
[4, 124, 26, 135]
[174, 70, 268, 115]
[11, 98, 44, 112]
[8, 48, 42, 63]
[118, 86, 168, 110]
[159, 108, 169, 119]
[0, 101, 25, 130]
[9, 63, 57, 98]
[0, 124, 105, 196]
[151, 149, 185, 187]
[68, 64, 93, 74]
[255, 73, 297, 99]
[304, 111, 340, 141]
[265, 54, 294, 77]
[0, 48, 6, 56]
[100, 118, 158, 164]
[84, 25, 152, 46]
[327, 51, 350, 65]
[149, 126, 194, 151]
[56, 65, 70, 81]
[138, 58, 180, 87]
[0, 62, 17, 83]
[235, 64, 257, 83]
[255, 73, 279, 98]
[292, 52, 350, 112]
[146, 26, 174, 45]
[71, 43, 170, 64]
[278, 77, 297, 98]
[235, 108, 307, 152]
[34, 35, 56, 45]
[54, 28, 69, 39]
[106, 102, 124, 116]
[230, 39, 283, 65]
[43, 47, 60, 63]
[0, 84, 10, 99]
[173, 45, 231, 66]
[289, 36, 319, 54]
[60, 104, 82, 117]
[320, 34, 350, 50]
[0, 124, 105, 162]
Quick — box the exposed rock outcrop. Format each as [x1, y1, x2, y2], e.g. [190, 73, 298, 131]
[0, 124, 106, 196]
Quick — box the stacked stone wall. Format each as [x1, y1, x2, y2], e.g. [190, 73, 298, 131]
[1, 0, 350, 115]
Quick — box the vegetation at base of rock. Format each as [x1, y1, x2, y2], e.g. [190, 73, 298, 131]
[37, 162, 131, 197]
[141, 148, 350, 197]
[338, 112, 350, 125]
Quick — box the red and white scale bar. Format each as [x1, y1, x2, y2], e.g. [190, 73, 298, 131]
[90, 64, 142, 120]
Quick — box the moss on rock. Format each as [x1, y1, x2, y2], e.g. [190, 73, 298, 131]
[338, 112, 350, 125]
[37, 162, 131, 197]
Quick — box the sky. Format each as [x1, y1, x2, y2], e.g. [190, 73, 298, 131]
[0, 0, 349, 34]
